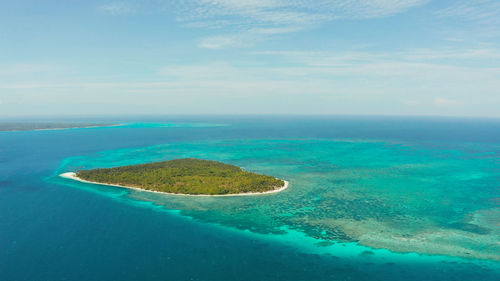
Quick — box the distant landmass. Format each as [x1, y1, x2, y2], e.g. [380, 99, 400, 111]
[61, 158, 287, 196]
[0, 122, 119, 131]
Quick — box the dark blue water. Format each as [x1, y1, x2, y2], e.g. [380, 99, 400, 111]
[1, 116, 499, 281]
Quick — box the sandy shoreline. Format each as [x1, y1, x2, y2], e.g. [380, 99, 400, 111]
[59, 172, 289, 197]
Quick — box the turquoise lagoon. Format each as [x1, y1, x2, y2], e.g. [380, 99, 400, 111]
[1, 116, 499, 280]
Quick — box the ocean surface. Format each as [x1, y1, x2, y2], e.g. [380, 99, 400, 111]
[1, 116, 499, 281]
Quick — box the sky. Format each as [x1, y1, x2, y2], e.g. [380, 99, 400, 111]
[0, 0, 499, 117]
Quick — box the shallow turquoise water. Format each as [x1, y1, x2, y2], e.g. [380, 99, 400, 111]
[1, 116, 499, 280]
[55, 138, 500, 261]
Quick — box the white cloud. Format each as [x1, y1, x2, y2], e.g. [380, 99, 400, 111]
[436, 0, 500, 25]
[170, 0, 430, 48]
[183, 0, 428, 23]
[198, 26, 302, 48]
[255, 47, 500, 67]
[98, 2, 136, 15]
[4, 47, 499, 116]
[399, 48, 500, 60]
[434, 97, 459, 106]
[3, 55, 499, 116]
[199, 35, 245, 49]
[94, 0, 429, 48]
[0, 98, 3, 105]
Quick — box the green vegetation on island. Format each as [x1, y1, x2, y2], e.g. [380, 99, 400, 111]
[76, 158, 285, 195]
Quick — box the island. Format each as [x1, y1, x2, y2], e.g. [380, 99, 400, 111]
[0, 122, 120, 131]
[60, 158, 288, 196]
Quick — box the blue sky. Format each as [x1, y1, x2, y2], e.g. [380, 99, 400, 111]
[1, 0, 499, 117]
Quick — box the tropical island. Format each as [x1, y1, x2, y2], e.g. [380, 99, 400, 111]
[60, 158, 288, 196]
[0, 122, 120, 131]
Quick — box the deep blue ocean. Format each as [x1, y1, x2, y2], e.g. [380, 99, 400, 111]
[1, 116, 499, 281]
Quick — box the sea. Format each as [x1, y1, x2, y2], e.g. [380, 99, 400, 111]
[1, 116, 499, 281]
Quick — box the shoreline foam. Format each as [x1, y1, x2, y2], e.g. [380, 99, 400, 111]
[59, 172, 289, 197]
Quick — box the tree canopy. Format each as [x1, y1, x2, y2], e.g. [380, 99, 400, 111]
[77, 158, 285, 195]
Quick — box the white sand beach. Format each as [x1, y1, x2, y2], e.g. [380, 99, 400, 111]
[59, 172, 289, 197]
